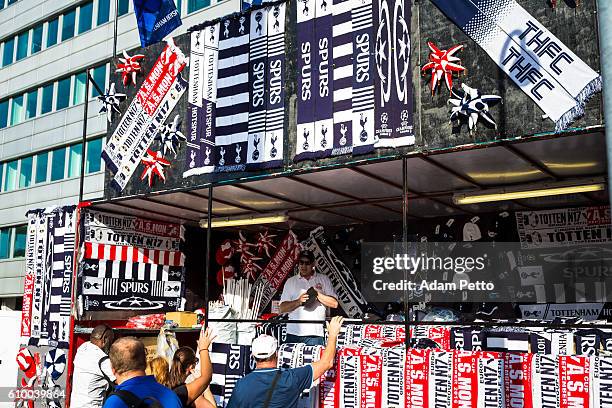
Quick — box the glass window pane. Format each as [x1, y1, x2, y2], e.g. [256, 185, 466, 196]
[118, 0, 129, 15]
[78, 2, 93, 34]
[97, 0, 110, 25]
[10, 95, 23, 126]
[4, 160, 18, 191]
[176, 0, 182, 15]
[7, 0, 17, 5]
[56, 78, 70, 110]
[0, 0, 4, 10]
[50, 147, 66, 181]
[2, 38, 14, 67]
[31, 24, 43, 54]
[68, 144, 82, 178]
[26, 90, 37, 119]
[47, 18, 59, 47]
[0, 228, 10, 259]
[61, 10, 76, 41]
[188, 0, 210, 13]
[86, 138, 103, 173]
[12, 225, 26, 258]
[16, 31, 28, 61]
[91, 65, 106, 98]
[0, 100, 8, 128]
[35, 152, 48, 183]
[73, 72, 86, 105]
[41, 84, 53, 114]
[19, 156, 32, 188]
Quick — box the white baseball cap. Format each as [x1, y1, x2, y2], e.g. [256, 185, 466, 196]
[251, 334, 278, 359]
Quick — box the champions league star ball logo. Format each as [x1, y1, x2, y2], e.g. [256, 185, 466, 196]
[400, 109, 409, 122]
[380, 112, 389, 125]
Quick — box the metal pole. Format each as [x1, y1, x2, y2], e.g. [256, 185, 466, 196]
[402, 157, 410, 348]
[112, 0, 119, 59]
[204, 184, 213, 327]
[78, 69, 91, 203]
[598, 1, 612, 204]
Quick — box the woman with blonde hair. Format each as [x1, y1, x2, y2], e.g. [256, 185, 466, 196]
[146, 356, 170, 387]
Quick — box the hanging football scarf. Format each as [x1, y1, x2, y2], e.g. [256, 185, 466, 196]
[41, 211, 56, 345]
[429, 0, 601, 131]
[21, 213, 38, 339]
[246, 9, 269, 170]
[313, 0, 334, 159]
[373, 0, 414, 147]
[476, 352, 503, 408]
[214, 15, 251, 172]
[485, 332, 530, 353]
[210, 343, 230, 407]
[351, 0, 376, 155]
[84, 243, 184, 266]
[184, 24, 220, 177]
[331, 0, 354, 157]
[31, 211, 50, 344]
[532, 354, 559, 408]
[451, 327, 484, 351]
[503, 353, 533, 408]
[361, 352, 383, 407]
[404, 348, 427, 408]
[303, 227, 368, 318]
[262, 4, 286, 168]
[337, 348, 361, 408]
[295, 0, 317, 161]
[558, 356, 590, 408]
[249, 231, 299, 314]
[574, 329, 601, 356]
[428, 351, 452, 408]
[452, 351, 478, 408]
[592, 357, 612, 408]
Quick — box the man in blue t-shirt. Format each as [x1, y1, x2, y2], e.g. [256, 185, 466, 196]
[226, 316, 344, 408]
[102, 337, 182, 408]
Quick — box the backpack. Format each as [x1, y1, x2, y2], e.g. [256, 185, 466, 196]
[99, 356, 116, 401]
[109, 389, 163, 408]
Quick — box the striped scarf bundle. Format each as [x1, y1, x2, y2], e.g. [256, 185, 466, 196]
[184, 4, 287, 177]
[79, 209, 185, 313]
[295, 0, 413, 162]
[21, 206, 77, 349]
[210, 343, 255, 407]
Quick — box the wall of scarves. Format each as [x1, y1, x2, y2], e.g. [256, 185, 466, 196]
[77, 209, 186, 314]
[101, 0, 601, 198]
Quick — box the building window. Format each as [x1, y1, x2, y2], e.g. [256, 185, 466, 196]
[62, 10, 76, 41]
[50, 147, 66, 181]
[0, 100, 8, 129]
[4, 160, 18, 192]
[26, 90, 38, 119]
[19, 156, 32, 188]
[175, 0, 182, 15]
[188, 0, 210, 13]
[91, 65, 107, 97]
[56, 77, 71, 110]
[12, 225, 26, 258]
[41, 84, 54, 114]
[16, 31, 28, 61]
[0, 228, 11, 259]
[10, 95, 23, 126]
[118, 0, 129, 16]
[98, 0, 111, 25]
[68, 144, 82, 178]
[2, 38, 14, 67]
[86, 138, 103, 173]
[31, 24, 43, 54]
[79, 2, 93, 34]
[73, 72, 87, 105]
[35, 152, 48, 184]
[47, 18, 59, 48]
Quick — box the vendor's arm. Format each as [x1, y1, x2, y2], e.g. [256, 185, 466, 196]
[185, 328, 215, 405]
[279, 292, 309, 314]
[317, 275, 339, 309]
[311, 316, 344, 379]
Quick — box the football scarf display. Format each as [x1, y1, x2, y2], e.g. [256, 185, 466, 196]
[303, 227, 368, 318]
[592, 357, 612, 408]
[503, 353, 533, 408]
[102, 38, 188, 191]
[21, 206, 77, 349]
[430, 0, 602, 131]
[210, 343, 255, 407]
[476, 352, 503, 408]
[79, 209, 185, 313]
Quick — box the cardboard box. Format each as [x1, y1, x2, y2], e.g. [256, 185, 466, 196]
[166, 311, 197, 327]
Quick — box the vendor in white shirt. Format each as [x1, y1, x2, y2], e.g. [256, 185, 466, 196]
[279, 250, 339, 345]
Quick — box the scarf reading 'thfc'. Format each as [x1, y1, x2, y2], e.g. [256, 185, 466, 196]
[431, 0, 601, 131]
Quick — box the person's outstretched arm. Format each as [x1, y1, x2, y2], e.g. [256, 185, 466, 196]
[311, 316, 344, 380]
[185, 328, 216, 405]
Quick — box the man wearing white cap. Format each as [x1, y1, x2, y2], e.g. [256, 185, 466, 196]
[226, 316, 344, 408]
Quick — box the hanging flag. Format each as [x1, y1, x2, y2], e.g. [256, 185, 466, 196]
[430, 0, 601, 131]
[133, 0, 182, 47]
